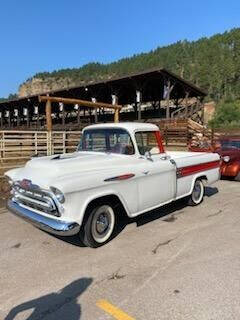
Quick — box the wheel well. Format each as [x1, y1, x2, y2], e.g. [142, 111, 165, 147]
[196, 175, 208, 184]
[82, 195, 128, 225]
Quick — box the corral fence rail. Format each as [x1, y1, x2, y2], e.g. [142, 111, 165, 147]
[3, 121, 237, 172]
[0, 131, 82, 170]
[149, 119, 189, 147]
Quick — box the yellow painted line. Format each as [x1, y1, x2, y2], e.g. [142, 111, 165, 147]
[97, 299, 136, 320]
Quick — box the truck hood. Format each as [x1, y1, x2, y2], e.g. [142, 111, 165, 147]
[7, 152, 136, 188]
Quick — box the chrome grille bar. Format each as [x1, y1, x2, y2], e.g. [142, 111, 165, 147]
[12, 182, 60, 217]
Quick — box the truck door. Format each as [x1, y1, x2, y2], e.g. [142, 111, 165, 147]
[135, 131, 176, 212]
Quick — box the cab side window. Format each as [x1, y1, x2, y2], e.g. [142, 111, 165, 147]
[135, 131, 160, 155]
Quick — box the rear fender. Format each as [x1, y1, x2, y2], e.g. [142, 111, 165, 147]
[190, 174, 208, 194]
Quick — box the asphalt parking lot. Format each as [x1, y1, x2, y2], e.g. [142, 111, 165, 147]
[1, 179, 240, 320]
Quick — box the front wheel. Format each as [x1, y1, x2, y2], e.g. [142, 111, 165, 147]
[188, 179, 204, 206]
[80, 204, 116, 248]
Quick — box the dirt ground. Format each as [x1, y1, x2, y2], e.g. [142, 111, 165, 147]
[0, 177, 10, 209]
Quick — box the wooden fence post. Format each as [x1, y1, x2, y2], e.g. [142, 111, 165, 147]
[47, 131, 52, 156]
[34, 132, 38, 156]
[63, 132, 66, 154]
[46, 100, 52, 131]
[0, 131, 2, 163]
[114, 109, 119, 123]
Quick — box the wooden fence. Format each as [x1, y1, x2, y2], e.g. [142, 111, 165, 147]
[0, 131, 81, 170]
[3, 120, 227, 173]
[0, 123, 189, 164]
[150, 119, 189, 148]
[1, 121, 239, 173]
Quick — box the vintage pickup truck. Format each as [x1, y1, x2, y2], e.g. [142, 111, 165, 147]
[6, 122, 220, 247]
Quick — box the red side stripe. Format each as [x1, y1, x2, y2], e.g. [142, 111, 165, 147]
[177, 160, 220, 178]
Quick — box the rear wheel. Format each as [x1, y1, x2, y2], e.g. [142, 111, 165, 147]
[188, 179, 204, 206]
[80, 204, 116, 248]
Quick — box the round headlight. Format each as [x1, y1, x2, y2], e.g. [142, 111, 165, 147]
[223, 156, 230, 162]
[50, 186, 65, 204]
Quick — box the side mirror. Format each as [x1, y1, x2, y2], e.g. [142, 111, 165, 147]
[144, 151, 153, 161]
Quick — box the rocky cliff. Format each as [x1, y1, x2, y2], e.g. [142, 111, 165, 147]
[18, 77, 81, 97]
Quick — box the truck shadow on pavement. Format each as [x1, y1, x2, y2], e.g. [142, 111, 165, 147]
[130, 186, 219, 227]
[4, 277, 93, 320]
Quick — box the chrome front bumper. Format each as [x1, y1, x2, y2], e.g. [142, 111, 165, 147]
[7, 199, 80, 236]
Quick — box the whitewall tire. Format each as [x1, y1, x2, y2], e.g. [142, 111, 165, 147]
[80, 204, 116, 248]
[188, 179, 204, 206]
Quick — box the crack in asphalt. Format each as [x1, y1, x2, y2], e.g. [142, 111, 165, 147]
[207, 209, 223, 218]
[152, 238, 175, 254]
[96, 268, 126, 285]
[108, 268, 126, 281]
[11, 242, 21, 249]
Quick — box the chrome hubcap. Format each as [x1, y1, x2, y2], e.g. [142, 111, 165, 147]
[96, 213, 109, 235]
[91, 205, 115, 243]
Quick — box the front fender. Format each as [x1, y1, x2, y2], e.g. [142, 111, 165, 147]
[81, 190, 131, 220]
[62, 178, 138, 225]
[221, 161, 240, 177]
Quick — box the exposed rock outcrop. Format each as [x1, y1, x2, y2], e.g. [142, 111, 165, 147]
[18, 77, 80, 97]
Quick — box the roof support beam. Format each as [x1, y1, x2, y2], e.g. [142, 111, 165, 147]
[38, 96, 122, 110]
[39, 95, 122, 124]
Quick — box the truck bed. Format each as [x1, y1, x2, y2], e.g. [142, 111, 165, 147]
[167, 151, 219, 168]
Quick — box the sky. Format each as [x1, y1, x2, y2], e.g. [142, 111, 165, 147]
[0, 0, 240, 97]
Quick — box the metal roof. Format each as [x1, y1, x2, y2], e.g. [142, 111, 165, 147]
[0, 67, 207, 109]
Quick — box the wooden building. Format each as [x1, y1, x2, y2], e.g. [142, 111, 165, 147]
[0, 68, 206, 131]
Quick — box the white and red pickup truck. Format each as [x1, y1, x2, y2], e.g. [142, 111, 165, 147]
[6, 122, 220, 247]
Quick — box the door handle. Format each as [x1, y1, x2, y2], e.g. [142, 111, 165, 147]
[142, 171, 149, 175]
[160, 155, 171, 161]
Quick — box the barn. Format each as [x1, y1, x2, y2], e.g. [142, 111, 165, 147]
[0, 68, 206, 168]
[0, 68, 206, 131]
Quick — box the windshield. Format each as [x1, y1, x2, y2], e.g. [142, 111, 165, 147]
[78, 128, 135, 155]
[220, 140, 240, 150]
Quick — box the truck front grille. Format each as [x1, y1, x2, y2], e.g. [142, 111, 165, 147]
[12, 183, 60, 217]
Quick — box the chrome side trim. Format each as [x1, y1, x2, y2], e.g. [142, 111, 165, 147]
[7, 199, 80, 236]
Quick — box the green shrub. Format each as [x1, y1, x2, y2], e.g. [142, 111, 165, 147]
[209, 100, 240, 128]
